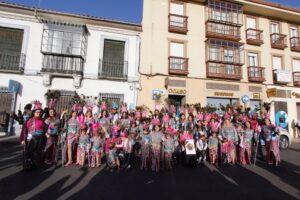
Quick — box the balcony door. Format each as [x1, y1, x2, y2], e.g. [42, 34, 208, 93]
[170, 2, 185, 28]
[290, 26, 299, 47]
[102, 39, 125, 78]
[271, 22, 280, 34]
[272, 56, 283, 71]
[246, 17, 257, 39]
[170, 42, 184, 70]
[248, 52, 260, 78]
[224, 49, 235, 75]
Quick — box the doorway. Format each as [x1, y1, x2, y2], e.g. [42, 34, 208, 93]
[168, 95, 184, 116]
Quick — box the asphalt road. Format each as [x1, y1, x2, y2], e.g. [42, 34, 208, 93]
[0, 138, 299, 200]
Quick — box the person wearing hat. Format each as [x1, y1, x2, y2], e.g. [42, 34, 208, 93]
[221, 118, 238, 165]
[140, 123, 151, 170]
[163, 131, 175, 170]
[20, 101, 45, 168]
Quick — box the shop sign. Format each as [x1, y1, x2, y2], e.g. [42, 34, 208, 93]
[8, 80, 21, 94]
[214, 92, 234, 97]
[168, 88, 186, 95]
[241, 95, 250, 103]
[292, 92, 300, 98]
[253, 93, 260, 99]
[266, 88, 277, 98]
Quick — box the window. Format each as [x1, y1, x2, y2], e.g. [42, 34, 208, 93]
[206, 39, 244, 64]
[0, 27, 24, 71]
[170, 2, 184, 16]
[207, 97, 239, 114]
[270, 22, 280, 34]
[100, 39, 127, 78]
[48, 90, 75, 114]
[99, 93, 124, 109]
[170, 42, 184, 58]
[41, 24, 87, 58]
[272, 56, 283, 70]
[290, 26, 298, 38]
[246, 17, 257, 29]
[293, 59, 300, 72]
[207, 0, 243, 25]
[248, 53, 258, 67]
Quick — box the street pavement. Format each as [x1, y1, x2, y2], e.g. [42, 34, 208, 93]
[0, 138, 299, 200]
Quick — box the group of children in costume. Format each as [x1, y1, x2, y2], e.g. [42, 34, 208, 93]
[19, 99, 281, 171]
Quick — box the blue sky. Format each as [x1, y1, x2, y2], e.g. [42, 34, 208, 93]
[1, 0, 300, 24]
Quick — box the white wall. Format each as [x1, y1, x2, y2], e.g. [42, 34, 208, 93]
[0, 10, 141, 116]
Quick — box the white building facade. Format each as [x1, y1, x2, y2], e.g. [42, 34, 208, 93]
[0, 2, 141, 134]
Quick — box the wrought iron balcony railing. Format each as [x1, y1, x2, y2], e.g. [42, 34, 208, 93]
[41, 54, 84, 75]
[168, 56, 189, 75]
[290, 37, 300, 52]
[246, 28, 264, 46]
[270, 33, 287, 49]
[0, 52, 25, 73]
[169, 14, 188, 34]
[98, 59, 128, 79]
[207, 61, 242, 80]
[248, 66, 265, 82]
[206, 22, 241, 41]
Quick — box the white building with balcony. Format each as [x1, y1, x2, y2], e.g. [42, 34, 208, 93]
[0, 2, 141, 134]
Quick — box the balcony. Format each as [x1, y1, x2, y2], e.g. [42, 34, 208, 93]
[248, 66, 265, 82]
[206, 22, 240, 41]
[168, 56, 189, 75]
[273, 69, 292, 84]
[41, 54, 84, 75]
[207, 62, 242, 80]
[290, 37, 300, 52]
[270, 33, 287, 49]
[168, 14, 188, 34]
[0, 52, 25, 73]
[293, 72, 300, 86]
[99, 59, 128, 79]
[246, 29, 264, 46]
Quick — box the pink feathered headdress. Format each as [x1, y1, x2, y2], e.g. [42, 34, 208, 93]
[33, 100, 42, 110]
[154, 104, 161, 111]
[151, 118, 161, 126]
[224, 112, 231, 120]
[163, 113, 170, 123]
[142, 123, 149, 130]
[120, 131, 127, 138]
[210, 121, 220, 133]
[179, 106, 185, 114]
[197, 113, 204, 121]
[77, 114, 86, 129]
[92, 122, 100, 132]
[112, 125, 120, 135]
[166, 126, 177, 136]
[101, 102, 107, 111]
[205, 114, 212, 123]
